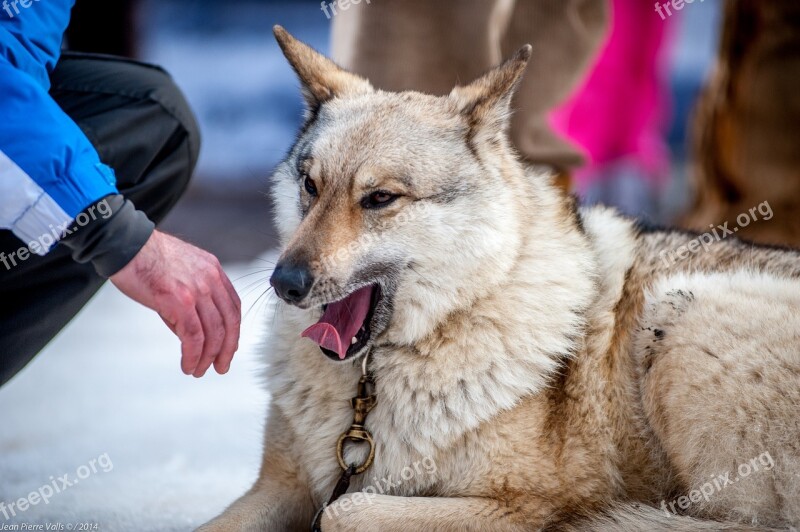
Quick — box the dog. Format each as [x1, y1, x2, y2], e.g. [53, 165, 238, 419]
[200, 26, 800, 531]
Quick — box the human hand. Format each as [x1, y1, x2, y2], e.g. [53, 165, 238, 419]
[110, 230, 241, 377]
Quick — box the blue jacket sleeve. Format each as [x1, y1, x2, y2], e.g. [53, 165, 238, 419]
[0, 0, 118, 246]
[0, 0, 72, 88]
[0, 53, 120, 243]
[1, 1, 154, 276]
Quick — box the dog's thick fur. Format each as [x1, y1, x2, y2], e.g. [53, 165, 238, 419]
[201, 28, 800, 531]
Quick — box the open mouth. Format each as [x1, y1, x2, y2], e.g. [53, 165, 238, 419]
[301, 284, 382, 361]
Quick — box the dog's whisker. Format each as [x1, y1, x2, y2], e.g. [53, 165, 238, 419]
[408, 263, 438, 288]
[244, 292, 269, 320]
[233, 269, 273, 283]
[245, 286, 278, 321]
[240, 279, 274, 300]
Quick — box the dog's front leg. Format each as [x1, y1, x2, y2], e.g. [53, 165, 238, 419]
[198, 405, 314, 532]
[320, 494, 530, 531]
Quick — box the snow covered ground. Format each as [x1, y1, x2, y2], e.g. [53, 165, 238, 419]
[0, 260, 278, 531]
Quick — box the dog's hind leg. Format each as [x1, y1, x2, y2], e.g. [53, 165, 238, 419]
[553, 503, 783, 531]
[634, 272, 800, 529]
[197, 405, 315, 532]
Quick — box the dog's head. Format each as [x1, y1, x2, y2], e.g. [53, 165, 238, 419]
[269, 26, 532, 362]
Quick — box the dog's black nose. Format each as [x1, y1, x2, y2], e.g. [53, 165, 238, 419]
[270, 262, 314, 303]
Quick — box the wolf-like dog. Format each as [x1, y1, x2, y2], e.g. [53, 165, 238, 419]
[201, 27, 800, 531]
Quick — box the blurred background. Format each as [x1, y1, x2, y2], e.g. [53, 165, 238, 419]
[6, 0, 800, 529]
[67, 0, 722, 262]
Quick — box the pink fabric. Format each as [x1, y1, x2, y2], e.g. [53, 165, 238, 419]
[550, 0, 674, 189]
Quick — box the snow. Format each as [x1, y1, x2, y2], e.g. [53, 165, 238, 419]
[0, 260, 278, 531]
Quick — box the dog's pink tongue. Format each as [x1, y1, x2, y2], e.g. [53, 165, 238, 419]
[301, 285, 374, 359]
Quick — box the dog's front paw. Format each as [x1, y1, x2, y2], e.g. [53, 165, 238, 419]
[319, 492, 377, 532]
[195, 522, 228, 532]
[195, 514, 248, 532]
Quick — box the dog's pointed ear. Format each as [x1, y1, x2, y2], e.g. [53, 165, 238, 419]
[273, 25, 372, 111]
[449, 45, 532, 131]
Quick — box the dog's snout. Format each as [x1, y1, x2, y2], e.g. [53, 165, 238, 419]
[270, 262, 314, 303]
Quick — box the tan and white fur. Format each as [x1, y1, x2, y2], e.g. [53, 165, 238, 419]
[200, 27, 800, 531]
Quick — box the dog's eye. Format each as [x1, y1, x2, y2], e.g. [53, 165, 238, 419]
[303, 176, 318, 197]
[361, 191, 398, 209]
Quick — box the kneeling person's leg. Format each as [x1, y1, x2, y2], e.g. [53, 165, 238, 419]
[0, 54, 200, 386]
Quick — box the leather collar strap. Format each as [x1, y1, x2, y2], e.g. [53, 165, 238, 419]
[311, 351, 377, 531]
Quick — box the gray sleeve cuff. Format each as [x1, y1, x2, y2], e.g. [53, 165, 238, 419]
[60, 194, 155, 278]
